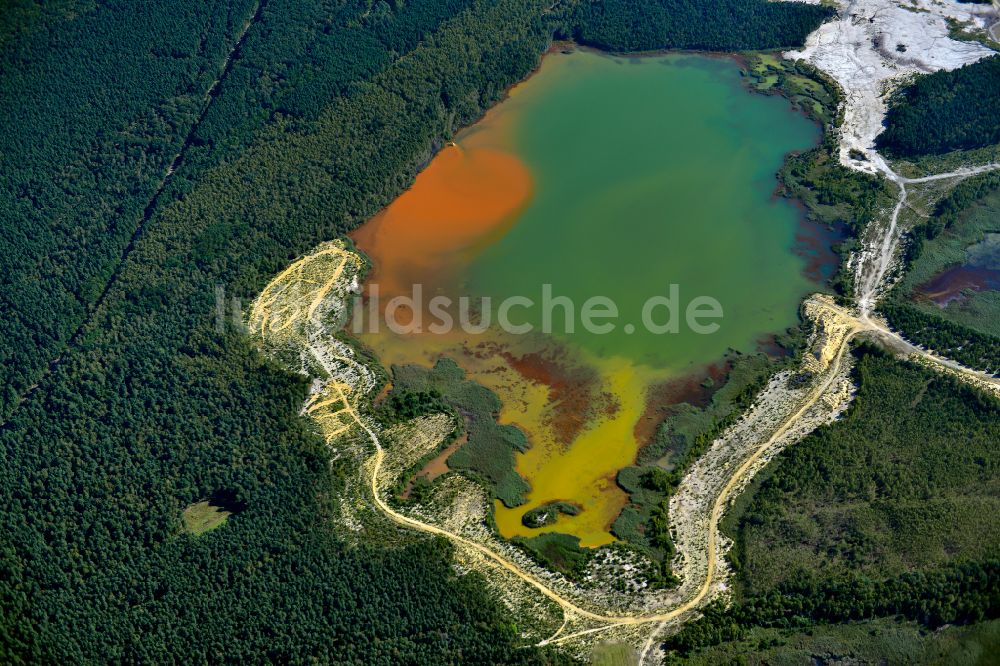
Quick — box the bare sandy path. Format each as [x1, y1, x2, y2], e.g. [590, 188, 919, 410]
[249, 242, 996, 660]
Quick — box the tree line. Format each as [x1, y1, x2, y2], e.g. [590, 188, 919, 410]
[0, 0, 833, 660]
[666, 345, 1000, 657]
[878, 55, 1000, 157]
[664, 559, 1000, 656]
[880, 302, 1000, 374]
[566, 0, 832, 52]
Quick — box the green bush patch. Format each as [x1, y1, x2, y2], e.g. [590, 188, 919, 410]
[512, 532, 593, 579]
[521, 501, 581, 528]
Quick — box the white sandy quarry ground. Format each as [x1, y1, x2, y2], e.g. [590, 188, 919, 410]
[783, 0, 999, 310]
[786, 0, 996, 175]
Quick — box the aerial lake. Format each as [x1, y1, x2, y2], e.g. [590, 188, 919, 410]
[353, 49, 824, 547]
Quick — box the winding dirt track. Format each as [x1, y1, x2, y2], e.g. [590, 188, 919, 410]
[252, 242, 999, 653]
[359, 348, 858, 631]
[250, 106, 1000, 655]
[353, 300, 998, 645]
[857, 164, 1000, 312]
[305, 282, 858, 632]
[241, 5, 1000, 649]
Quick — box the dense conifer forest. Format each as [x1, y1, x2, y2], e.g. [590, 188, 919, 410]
[664, 345, 1000, 658]
[0, 0, 834, 660]
[568, 0, 832, 52]
[880, 302, 1000, 374]
[877, 55, 1000, 157]
[10, 1, 1000, 663]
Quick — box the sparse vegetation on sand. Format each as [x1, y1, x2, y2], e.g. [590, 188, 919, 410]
[612, 348, 801, 585]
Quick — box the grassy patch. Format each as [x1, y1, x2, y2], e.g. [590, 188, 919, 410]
[590, 642, 637, 666]
[182, 500, 234, 536]
[946, 17, 1000, 53]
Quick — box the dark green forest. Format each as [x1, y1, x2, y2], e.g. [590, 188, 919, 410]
[0, 0, 834, 661]
[878, 55, 1000, 157]
[6, 0, 1000, 661]
[567, 0, 833, 52]
[0, 0, 256, 420]
[0, 0, 558, 661]
[0, 0, 838, 424]
[0, 0, 494, 422]
[665, 559, 1000, 657]
[730, 346, 1000, 591]
[880, 302, 1000, 374]
[664, 345, 1000, 658]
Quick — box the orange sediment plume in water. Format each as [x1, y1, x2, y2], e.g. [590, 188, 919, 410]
[351, 142, 533, 298]
[351, 70, 678, 548]
[499, 348, 608, 446]
[349, 106, 653, 548]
